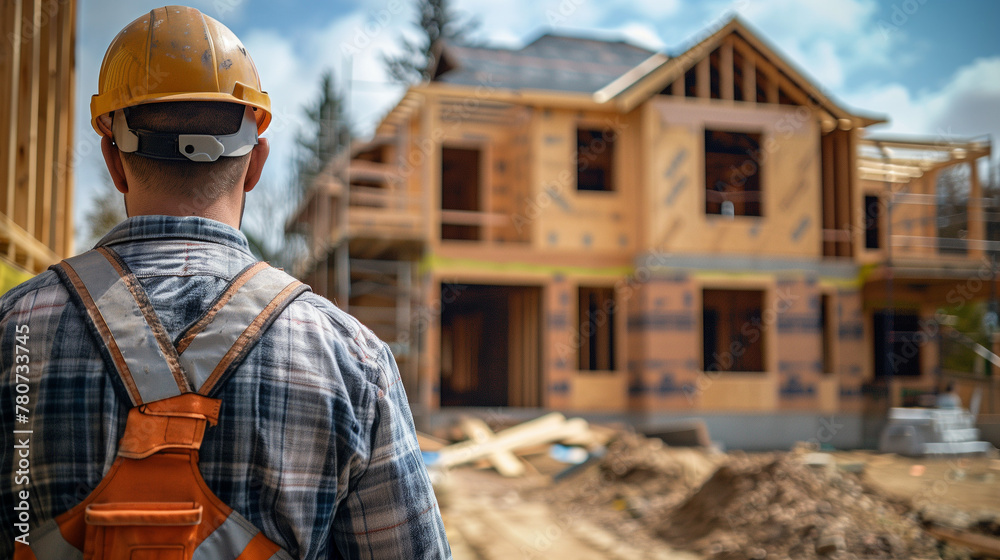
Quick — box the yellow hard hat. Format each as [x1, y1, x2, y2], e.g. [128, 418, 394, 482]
[91, 5, 271, 138]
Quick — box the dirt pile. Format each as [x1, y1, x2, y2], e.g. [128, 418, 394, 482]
[657, 453, 940, 560]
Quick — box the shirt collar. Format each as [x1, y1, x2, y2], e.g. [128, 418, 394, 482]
[95, 215, 254, 256]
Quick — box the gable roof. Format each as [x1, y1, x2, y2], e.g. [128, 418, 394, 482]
[594, 16, 884, 126]
[433, 33, 660, 94]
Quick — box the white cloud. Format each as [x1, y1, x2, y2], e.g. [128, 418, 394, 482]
[844, 56, 1000, 156]
[625, 0, 682, 19]
[611, 22, 667, 51]
[731, 0, 899, 89]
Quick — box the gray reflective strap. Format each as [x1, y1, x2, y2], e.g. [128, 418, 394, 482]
[178, 267, 299, 391]
[268, 547, 295, 560]
[62, 250, 185, 405]
[29, 518, 82, 559]
[192, 511, 257, 560]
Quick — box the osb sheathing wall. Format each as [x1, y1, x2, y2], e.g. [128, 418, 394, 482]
[1, 0, 76, 274]
[836, 289, 867, 414]
[528, 108, 640, 254]
[643, 97, 822, 257]
[626, 272, 866, 414]
[627, 275, 702, 412]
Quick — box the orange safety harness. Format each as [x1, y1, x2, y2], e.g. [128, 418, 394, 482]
[16, 247, 308, 560]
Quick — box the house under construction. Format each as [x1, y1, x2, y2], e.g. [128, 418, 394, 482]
[289, 17, 996, 448]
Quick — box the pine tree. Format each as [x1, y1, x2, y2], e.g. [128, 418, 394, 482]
[295, 69, 351, 192]
[383, 0, 478, 83]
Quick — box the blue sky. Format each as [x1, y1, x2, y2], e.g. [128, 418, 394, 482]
[74, 0, 1000, 250]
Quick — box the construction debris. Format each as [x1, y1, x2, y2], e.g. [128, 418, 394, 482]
[428, 413, 590, 475]
[657, 453, 939, 559]
[434, 417, 1000, 559]
[880, 407, 993, 456]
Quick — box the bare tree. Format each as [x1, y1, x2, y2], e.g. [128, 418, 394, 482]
[81, 176, 126, 250]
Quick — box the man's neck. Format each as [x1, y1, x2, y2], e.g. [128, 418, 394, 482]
[124, 192, 243, 230]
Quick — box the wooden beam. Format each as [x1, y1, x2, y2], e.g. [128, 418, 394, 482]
[671, 75, 684, 97]
[5, 0, 23, 221]
[968, 159, 984, 258]
[526, 287, 539, 407]
[835, 130, 851, 257]
[0, 212, 59, 267]
[822, 133, 836, 256]
[720, 39, 734, 101]
[23, 0, 42, 261]
[766, 77, 779, 105]
[423, 95, 440, 250]
[509, 289, 524, 406]
[432, 413, 589, 469]
[38, 0, 57, 249]
[846, 130, 857, 257]
[741, 52, 756, 104]
[925, 524, 1000, 557]
[696, 56, 710, 99]
[459, 417, 526, 477]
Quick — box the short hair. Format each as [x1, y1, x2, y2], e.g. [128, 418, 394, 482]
[116, 101, 252, 201]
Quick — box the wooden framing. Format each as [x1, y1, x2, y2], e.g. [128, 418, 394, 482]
[821, 133, 837, 256]
[741, 51, 756, 103]
[1, 0, 75, 275]
[968, 160, 983, 258]
[696, 57, 710, 100]
[834, 130, 852, 257]
[719, 39, 734, 101]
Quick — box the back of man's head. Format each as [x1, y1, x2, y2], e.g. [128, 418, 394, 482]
[116, 101, 250, 202]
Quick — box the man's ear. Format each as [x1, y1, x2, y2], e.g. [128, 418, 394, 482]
[243, 137, 269, 193]
[101, 135, 129, 194]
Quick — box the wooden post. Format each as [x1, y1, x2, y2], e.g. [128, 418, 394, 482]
[968, 159, 984, 258]
[335, 242, 349, 310]
[742, 53, 756, 103]
[671, 75, 684, 97]
[5, 0, 23, 221]
[23, 0, 42, 253]
[822, 133, 836, 256]
[696, 57, 710, 99]
[766, 76, 779, 105]
[38, 1, 57, 248]
[720, 39, 734, 101]
[834, 130, 852, 257]
[424, 95, 440, 249]
[845, 128, 857, 257]
[56, 0, 75, 257]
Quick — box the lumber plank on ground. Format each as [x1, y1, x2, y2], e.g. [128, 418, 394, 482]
[925, 524, 1000, 557]
[460, 417, 526, 477]
[434, 412, 589, 469]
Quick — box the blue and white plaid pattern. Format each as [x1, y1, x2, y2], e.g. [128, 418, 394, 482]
[0, 216, 451, 559]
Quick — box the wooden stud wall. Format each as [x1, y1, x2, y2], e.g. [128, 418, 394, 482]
[1, 0, 75, 274]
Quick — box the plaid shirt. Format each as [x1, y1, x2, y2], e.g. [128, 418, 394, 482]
[0, 216, 450, 559]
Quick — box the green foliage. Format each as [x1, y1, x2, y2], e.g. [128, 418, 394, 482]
[382, 0, 478, 83]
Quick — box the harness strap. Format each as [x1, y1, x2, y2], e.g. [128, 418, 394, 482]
[58, 247, 190, 405]
[174, 262, 306, 395]
[55, 248, 308, 402]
